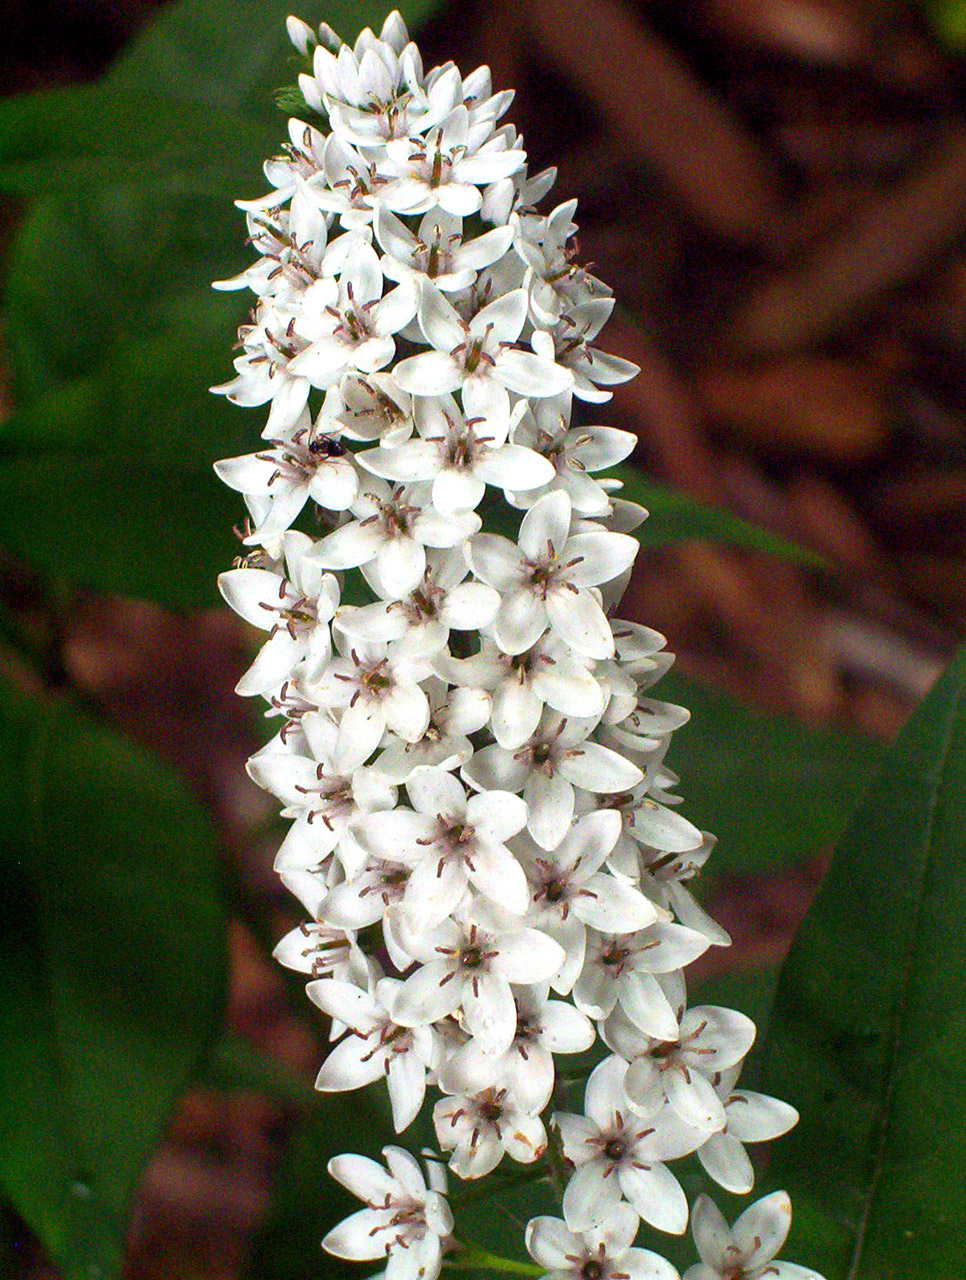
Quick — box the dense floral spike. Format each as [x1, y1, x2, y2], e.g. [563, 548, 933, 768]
[214, 12, 823, 1280]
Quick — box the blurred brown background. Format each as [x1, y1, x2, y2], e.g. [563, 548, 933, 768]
[2, 0, 964, 1275]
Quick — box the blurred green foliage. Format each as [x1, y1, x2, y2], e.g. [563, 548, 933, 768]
[0, 0, 952, 1277]
[0, 688, 226, 1280]
[761, 644, 966, 1275]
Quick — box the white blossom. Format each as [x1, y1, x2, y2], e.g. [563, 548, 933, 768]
[526, 1205, 679, 1280]
[685, 1193, 824, 1280]
[465, 491, 638, 659]
[556, 1056, 702, 1235]
[391, 906, 565, 1053]
[351, 765, 530, 923]
[434, 1085, 546, 1177]
[323, 1146, 453, 1280]
[218, 531, 339, 695]
[310, 976, 442, 1131]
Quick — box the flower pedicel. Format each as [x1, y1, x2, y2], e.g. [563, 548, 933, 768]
[214, 12, 824, 1279]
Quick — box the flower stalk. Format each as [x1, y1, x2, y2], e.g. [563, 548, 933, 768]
[213, 11, 824, 1280]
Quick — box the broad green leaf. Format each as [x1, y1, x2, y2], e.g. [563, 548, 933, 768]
[0, 292, 252, 606]
[615, 465, 821, 563]
[0, 687, 227, 1279]
[0, 0, 449, 605]
[657, 672, 884, 874]
[107, 0, 428, 112]
[3, 187, 246, 400]
[0, 86, 279, 197]
[759, 646, 966, 1277]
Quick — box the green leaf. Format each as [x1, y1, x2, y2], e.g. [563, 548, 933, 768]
[247, 1087, 392, 1280]
[0, 0, 450, 605]
[0, 86, 279, 197]
[0, 291, 253, 607]
[614, 466, 822, 563]
[3, 186, 246, 401]
[759, 646, 966, 1276]
[106, 0, 445, 110]
[0, 687, 227, 1279]
[657, 672, 884, 874]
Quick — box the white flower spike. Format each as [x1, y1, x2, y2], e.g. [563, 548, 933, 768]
[214, 12, 823, 1280]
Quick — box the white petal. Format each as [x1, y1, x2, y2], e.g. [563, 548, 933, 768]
[406, 765, 466, 816]
[492, 928, 565, 984]
[539, 1000, 596, 1053]
[470, 288, 529, 344]
[524, 769, 574, 850]
[386, 1049, 426, 1133]
[546, 588, 614, 659]
[384, 681, 431, 742]
[520, 491, 571, 559]
[574, 874, 658, 932]
[525, 1216, 578, 1270]
[322, 1208, 391, 1261]
[393, 960, 463, 1026]
[531, 656, 604, 718]
[734, 1191, 792, 1267]
[563, 1160, 619, 1231]
[406, 854, 467, 926]
[619, 973, 679, 1039]
[467, 789, 528, 843]
[619, 1162, 689, 1235]
[497, 348, 573, 396]
[725, 1091, 799, 1142]
[697, 1132, 755, 1194]
[336, 699, 385, 770]
[560, 742, 644, 792]
[314, 1035, 385, 1091]
[502, 1111, 547, 1164]
[327, 1152, 396, 1203]
[377, 536, 426, 598]
[465, 534, 523, 590]
[492, 678, 543, 749]
[463, 971, 517, 1053]
[690, 1193, 734, 1270]
[565, 532, 638, 587]
[665, 1068, 727, 1133]
[468, 842, 530, 914]
[393, 350, 463, 395]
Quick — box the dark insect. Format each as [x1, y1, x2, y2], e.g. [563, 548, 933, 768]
[308, 434, 347, 458]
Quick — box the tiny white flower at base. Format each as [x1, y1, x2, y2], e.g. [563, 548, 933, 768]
[684, 1192, 825, 1280]
[323, 1146, 453, 1280]
[526, 1205, 680, 1280]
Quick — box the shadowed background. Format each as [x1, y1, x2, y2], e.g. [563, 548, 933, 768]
[1, 0, 963, 1276]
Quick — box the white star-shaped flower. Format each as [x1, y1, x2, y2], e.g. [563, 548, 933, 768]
[394, 282, 572, 427]
[685, 1192, 822, 1280]
[217, 531, 339, 695]
[352, 765, 529, 923]
[556, 1056, 702, 1235]
[526, 1205, 679, 1280]
[466, 491, 638, 660]
[323, 1146, 453, 1280]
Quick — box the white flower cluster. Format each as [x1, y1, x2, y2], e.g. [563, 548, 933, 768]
[214, 13, 823, 1280]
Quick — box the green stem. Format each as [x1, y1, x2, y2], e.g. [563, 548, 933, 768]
[445, 1245, 543, 1275]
